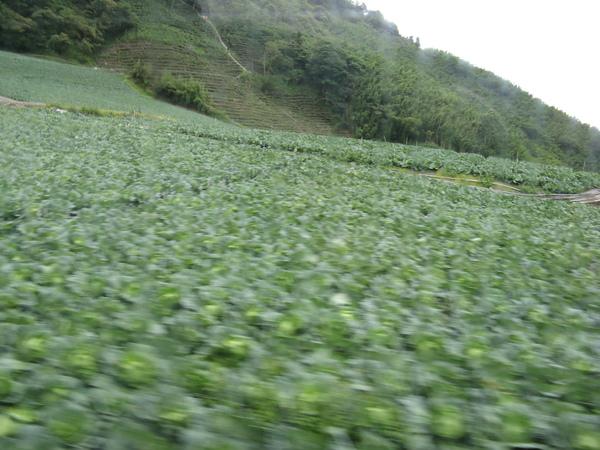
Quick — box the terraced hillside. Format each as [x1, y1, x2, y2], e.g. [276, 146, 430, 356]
[97, 18, 333, 134]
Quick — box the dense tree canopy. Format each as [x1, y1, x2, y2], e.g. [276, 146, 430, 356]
[0, 0, 135, 61]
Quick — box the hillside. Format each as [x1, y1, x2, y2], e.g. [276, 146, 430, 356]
[2, 0, 600, 171]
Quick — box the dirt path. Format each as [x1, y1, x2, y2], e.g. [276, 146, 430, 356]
[0, 95, 46, 108]
[422, 173, 600, 206]
[511, 188, 600, 205]
[199, 16, 248, 74]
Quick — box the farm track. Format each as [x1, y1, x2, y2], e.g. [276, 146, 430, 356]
[421, 174, 600, 205]
[513, 188, 600, 205]
[0, 95, 45, 108]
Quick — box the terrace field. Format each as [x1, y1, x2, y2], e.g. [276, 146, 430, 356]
[1, 52, 600, 449]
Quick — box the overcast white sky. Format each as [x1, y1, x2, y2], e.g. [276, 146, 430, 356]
[363, 0, 600, 129]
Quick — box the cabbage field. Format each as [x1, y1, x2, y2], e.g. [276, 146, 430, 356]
[0, 50, 220, 125]
[170, 124, 600, 194]
[1, 105, 600, 449]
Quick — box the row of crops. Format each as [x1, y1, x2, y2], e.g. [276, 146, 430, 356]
[165, 124, 600, 194]
[2, 106, 600, 448]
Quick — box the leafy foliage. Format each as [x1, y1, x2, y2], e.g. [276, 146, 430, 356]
[130, 59, 152, 88]
[154, 72, 226, 119]
[1, 105, 600, 448]
[172, 125, 600, 194]
[0, 0, 136, 62]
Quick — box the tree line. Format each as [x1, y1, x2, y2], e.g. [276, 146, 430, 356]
[0, 0, 135, 62]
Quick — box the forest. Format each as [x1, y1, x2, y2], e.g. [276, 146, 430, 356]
[2, 0, 600, 171]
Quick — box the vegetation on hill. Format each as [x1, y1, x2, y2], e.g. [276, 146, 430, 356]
[2, 0, 600, 171]
[0, 0, 135, 62]
[194, 0, 600, 170]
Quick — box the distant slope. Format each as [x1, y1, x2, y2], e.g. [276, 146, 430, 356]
[93, 0, 335, 134]
[97, 40, 333, 134]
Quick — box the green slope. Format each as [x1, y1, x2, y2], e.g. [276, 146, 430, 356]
[0, 50, 222, 125]
[91, 0, 335, 134]
[97, 39, 334, 134]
